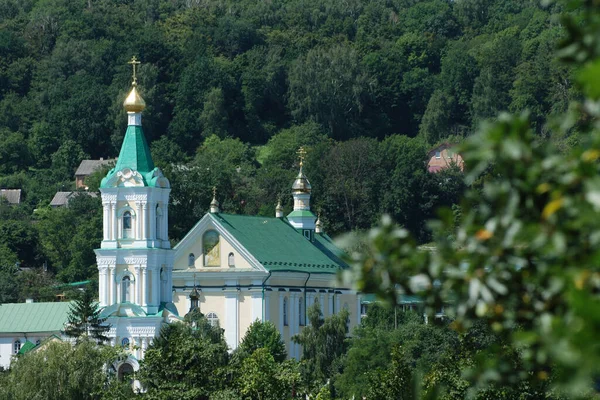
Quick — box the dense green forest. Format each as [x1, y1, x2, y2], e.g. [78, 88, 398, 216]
[0, 0, 579, 289]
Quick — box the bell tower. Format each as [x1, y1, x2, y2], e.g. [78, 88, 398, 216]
[95, 57, 173, 314]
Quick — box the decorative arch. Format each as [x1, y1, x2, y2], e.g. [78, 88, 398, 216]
[116, 270, 135, 303]
[188, 253, 195, 267]
[203, 230, 220, 266]
[228, 252, 235, 267]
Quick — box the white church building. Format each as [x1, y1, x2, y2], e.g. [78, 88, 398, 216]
[0, 62, 361, 372]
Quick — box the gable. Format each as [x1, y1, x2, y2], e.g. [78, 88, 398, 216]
[173, 214, 261, 271]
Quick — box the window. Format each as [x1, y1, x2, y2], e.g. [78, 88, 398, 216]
[13, 340, 21, 354]
[228, 252, 235, 267]
[121, 337, 130, 347]
[314, 296, 319, 305]
[188, 253, 195, 267]
[283, 297, 289, 326]
[121, 276, 131, 303]
[206, 312, 219, 327]
[203, 230, 220, 266]
[299, 297, 305, 326]
[122, 211, 132, 239]
[303, 230, 312, 241]
[435, 151, 441, 159]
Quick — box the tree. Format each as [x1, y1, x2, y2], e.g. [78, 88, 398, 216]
[345, 1, 600, 396]
[140, 317, 229, 400]
[236, 320, 287, 363]
[64, 284, 110, 344]
[292, 303, 349, 395]
[0, 340, 130, 400]
[238, 348, 299, 400]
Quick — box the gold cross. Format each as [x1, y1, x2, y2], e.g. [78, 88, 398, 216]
[297, 146, 307, 166]
[128, 56, 141, 84]
[212, 186, 217, 198]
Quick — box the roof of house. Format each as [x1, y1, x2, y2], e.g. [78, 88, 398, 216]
[212, 213, 347, 273]
[0, 302, 72, 333]
[0, 189, 21, 205]
[50, 191, 98, 207]
[75, 159, 115, 176]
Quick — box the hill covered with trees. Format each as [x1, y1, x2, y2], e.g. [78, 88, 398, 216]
[0, 0, 580, 285]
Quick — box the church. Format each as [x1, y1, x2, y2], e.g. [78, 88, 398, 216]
[92, 59, 362, 374]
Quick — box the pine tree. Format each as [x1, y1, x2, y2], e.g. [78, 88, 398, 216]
[64, 285, 110, 344]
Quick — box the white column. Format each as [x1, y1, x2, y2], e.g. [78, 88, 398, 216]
[264, 291, 271, 321]
[289, 292, 297, 359]
[136, 201, 142, 239]
[109, 265, 116, 306]
[142, 202, 148, 240]
[278, 291, 285, 335]
[356, 295, 362, 326]
[98, 266, 105, 306]
[335, 294, 340, 315]
[149, 202, 156, 240]
[329, 293, 334, 315]
[111, 202, 118, 240]
[134, 265, 141, 305]
[320, 293, 325, 315]
[141, 337, 148, 358]
[152, 266, 160, 305]
[224, 290, 239, 350]
[102, 203, 110, 240]
[251, 291, 262, 322]
[141, 266, 147, 307]
[163, 206, 169, 241]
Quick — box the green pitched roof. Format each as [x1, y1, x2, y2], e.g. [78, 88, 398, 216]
[0, 302, 72, 333]
[18, 340, 36, 355]
[212, 213, 347, 273]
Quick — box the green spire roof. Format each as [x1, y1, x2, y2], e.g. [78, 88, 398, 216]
[113, 125, 154, 174]
[100, 124, 163, 188]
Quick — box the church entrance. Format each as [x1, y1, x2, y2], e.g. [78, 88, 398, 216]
[117, 362, 134, 381]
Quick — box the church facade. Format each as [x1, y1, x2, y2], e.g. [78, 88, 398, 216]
[94, 62, 361, 371]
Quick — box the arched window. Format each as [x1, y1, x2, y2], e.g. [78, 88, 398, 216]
[228, 252, 235, 267]
[283, 297, 289, 326]
[13, 340, 21, 354]
[299, 297, 305, 326]
[122, 211, 132, 239]
[314, 296, 319, 305]
[121, 337, 130, 347]
[188, 253, 195, 267]
[121, 276, 131, 303]
[206, 312, 219, 327]
[203, 230, 220, 266]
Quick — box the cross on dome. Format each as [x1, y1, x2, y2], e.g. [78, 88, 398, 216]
[128, 56, 141, 85]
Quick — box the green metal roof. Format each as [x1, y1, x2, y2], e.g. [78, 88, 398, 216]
[18, 340, 36, 355]
[113, 125, 154, 174]
[212, 213, 347, 273]
[101, 125, 158, 188]
[286, 210, 316, 218]
[0, 302, 72, 333]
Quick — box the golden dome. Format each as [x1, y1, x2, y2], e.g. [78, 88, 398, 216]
[123, 84, 146, 113]
[292, 167, 312, 194]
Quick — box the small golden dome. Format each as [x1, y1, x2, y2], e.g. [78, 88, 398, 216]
[123, 84, 146, 113]
[292, 167, 312, 194]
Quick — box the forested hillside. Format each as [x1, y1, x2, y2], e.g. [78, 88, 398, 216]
[0, 0, 578, 285]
